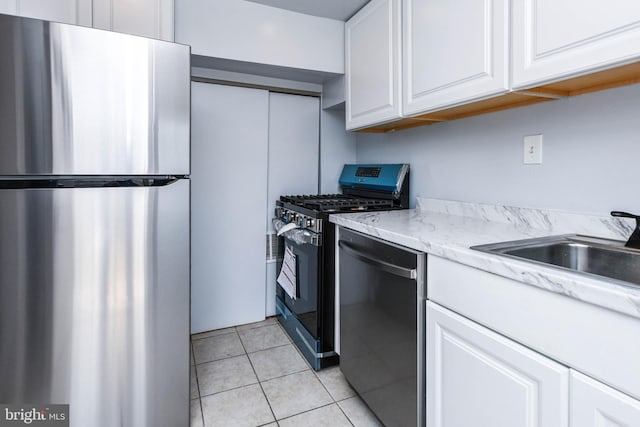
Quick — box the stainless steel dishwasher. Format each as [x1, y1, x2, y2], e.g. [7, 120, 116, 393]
[338, 227, 426, 427]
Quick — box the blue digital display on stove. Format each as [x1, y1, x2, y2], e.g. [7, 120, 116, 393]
[339, 164, 408, 193]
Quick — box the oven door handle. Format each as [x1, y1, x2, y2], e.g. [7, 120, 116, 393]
[274, 218, 322, 246]
[277, 222, 298, 236]
[339, 240, 417, 280]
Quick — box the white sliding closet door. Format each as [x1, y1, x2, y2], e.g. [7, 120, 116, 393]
[191, 82, 269, 333]
[265, 93, 319, 316]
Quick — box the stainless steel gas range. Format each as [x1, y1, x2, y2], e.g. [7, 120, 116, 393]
[272, 164, 410, 370]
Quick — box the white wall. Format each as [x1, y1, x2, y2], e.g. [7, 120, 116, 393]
[175, 0, 344, 74]
[355, 84, 640, 215]
[322, 75, 346, 109]
[321, 108, 357, 194]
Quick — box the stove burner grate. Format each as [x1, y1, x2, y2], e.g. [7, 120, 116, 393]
[280, 194, 396, 213]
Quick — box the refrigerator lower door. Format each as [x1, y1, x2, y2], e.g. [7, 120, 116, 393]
[0, 179, 190, 427]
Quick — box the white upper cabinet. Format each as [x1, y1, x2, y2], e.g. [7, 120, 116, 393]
[512, 0, 640, 89]
[345, 0, 402, 130]
[0, 0, 173, 41]
[427, 301, 569, 427]
[0, 0, 92, 26]
[346, 0, 640, 131]
[403, 0, 509, 116]
[93, 0, 174, 41]
[571, 370, 640, 427]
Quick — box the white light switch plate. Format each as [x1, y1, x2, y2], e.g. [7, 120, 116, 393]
[523, 134, 543, 164]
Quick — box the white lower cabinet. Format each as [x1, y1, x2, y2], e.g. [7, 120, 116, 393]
[571, 370, 640, 427]
[427, 301, 569, 427]
[427, 256, 640, 427]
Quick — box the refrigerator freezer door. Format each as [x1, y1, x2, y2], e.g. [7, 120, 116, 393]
[0, 179, 190, 427]
[0, 14, 190, 176]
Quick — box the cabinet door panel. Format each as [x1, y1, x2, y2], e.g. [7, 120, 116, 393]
[345, 0, 401, 130]
[571, 370, 640, 427]
[427, 301, 569, 427]
[0, 0, 91, 26]
[93, 0, 173, 41]
[403, 0, 508, 115]
[0, 0, 15, 14]
[512, 0, 640, 88]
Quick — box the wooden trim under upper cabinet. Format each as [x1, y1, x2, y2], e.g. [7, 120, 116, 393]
[355, 61, 640, 134]
[355, 116, 443, 133]
[414, 92, 552, 122]
[523, 62, 640, 98]
[356, 93, 551, 133]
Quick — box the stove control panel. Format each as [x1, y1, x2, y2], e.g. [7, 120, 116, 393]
[275, 207, 322, 234]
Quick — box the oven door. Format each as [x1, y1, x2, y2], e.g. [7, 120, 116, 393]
[276, 227, 322, 338]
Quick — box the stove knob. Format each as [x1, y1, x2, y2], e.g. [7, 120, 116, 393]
[306, 219, 312, 227]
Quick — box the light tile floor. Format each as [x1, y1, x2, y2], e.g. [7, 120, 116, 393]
[190, 317, 383, 427]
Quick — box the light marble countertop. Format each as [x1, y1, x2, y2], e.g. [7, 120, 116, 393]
[329, 198, 640, 320]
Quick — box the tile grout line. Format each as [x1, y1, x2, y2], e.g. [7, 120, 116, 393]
[197, 378, 260, 400]
[191, 329, 236, 341]
[242, 322, 328, 422]
[194, 324, 290, 365]
[234, 319, 279, 333]
[191, 340, 205, 427]
[259, 366, 312, 385]
[236, 328, 279, 425]
[192, 330, 245, 365]
[336, 400, 356, 427]
[194, 348, 261, 367]
[268, 321, 353, 423]
[273, 322, 315, 371]
[311, 368, 356, 427]
[191, 317, 279, 341]
[195, 345, 308, 397]
[194, 319, 347, 425]
[278, 322, 360, 423]
[312, 369, 337, 403]
[271, 318, 356, 423]
[275, 402, 339, 424]
[245, 342, 292, 357]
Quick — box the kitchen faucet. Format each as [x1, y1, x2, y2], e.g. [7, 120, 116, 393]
[611, 211, 640, 249]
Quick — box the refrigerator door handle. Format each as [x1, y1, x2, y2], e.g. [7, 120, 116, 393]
[0, 176, 188, 189]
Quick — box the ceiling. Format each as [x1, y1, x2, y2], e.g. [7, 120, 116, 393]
[244, 0, 370, 21]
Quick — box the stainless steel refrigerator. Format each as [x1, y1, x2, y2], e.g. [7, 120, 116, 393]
[0, 14, 191, 427]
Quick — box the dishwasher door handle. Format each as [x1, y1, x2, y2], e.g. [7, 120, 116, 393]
[339, 240, 417, 279]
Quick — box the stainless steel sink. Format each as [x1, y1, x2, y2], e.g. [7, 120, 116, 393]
[472, 235, 640, 288]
